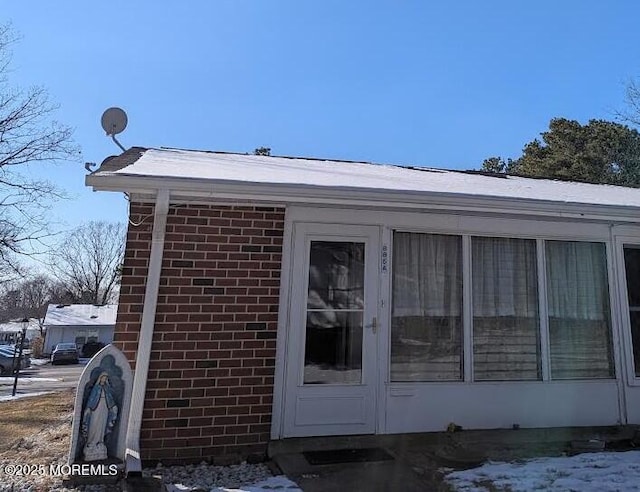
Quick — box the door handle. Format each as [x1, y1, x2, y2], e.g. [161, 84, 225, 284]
[366, 317, 378, 334]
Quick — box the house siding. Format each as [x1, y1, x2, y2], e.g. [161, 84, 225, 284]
[44, 325, 114, 355]
[114, 202, 284, 464]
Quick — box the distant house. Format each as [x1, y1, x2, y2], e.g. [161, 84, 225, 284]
[0, 319, 41, 345]
[43, 304, 118, 355]
[86, 146, 640, 467]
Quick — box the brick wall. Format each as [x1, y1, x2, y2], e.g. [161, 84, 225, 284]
[115, 202, 285, 464]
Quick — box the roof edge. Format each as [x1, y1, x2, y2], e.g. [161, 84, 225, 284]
[86, 173, 640, 224]
[92, 147, 148, 173]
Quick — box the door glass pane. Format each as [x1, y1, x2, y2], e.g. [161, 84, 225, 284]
[307, 242, 364, 310]
[624, 246, 640, 377]
[472, 237, 541, 381]
[546, 240, 613, 379]
[304, 312, 363, 384]
[391, 232, 463, 381]
[304, 241, 365, 384]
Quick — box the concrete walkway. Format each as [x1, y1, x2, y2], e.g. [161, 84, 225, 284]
[270, 426, 638, 491]
[271, 434, 457, 491]
[274, 451, 437, 491]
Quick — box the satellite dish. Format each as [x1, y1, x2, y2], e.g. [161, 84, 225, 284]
[101, 107, 128, 136]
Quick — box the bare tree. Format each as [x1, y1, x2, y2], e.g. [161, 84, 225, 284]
[49, 221, 126, 305]
[0, 23, 79, 278]
[619, 79, 640, 129]
[0, 274, 55, 334]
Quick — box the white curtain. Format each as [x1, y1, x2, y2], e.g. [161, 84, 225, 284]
[472, 237, 538, 317]
[390, 234, 613, 382]
[391, 233, 463, 381]
[545, 241, 609, 321]
[472, 237, 540, 380]
[545, 241, 613, 379]
[392, 233, 462, 317]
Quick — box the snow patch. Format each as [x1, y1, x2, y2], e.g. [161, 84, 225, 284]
[0, 391, 51, 402]
[446, 450, 640, 491]
[166, 475, 302, 492]
[0, 376, 61, 384]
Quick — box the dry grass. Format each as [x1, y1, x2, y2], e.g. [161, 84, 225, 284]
[0, 389, 75, 461]
[0, 390, 77, 491]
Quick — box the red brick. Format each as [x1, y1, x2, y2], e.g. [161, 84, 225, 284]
[116, 203, 284, 464]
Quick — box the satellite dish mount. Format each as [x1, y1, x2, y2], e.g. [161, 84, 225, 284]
[101, 107, 128, 152]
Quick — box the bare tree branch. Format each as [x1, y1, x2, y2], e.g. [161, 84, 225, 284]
[617, 79, 640, 129]
[48, 221, 126, 305]
[0, 274, 54, 332]
[0, 23, 79, 280]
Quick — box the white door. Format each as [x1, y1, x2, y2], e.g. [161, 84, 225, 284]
[283, 223, 380, 437]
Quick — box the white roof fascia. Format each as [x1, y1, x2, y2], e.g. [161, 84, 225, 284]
[45, 324, 113, 329]
[87, 173, 640, 224]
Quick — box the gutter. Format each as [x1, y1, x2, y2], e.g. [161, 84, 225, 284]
[124, 189, 169, 475]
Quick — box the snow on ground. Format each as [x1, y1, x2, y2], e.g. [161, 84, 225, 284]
[446, 450, 640, 491]
[211, 475, 301, 491]
[0, 391, 51, 402]
[30, 358, 51, 366]
[165, 475, 301, 492]
[0, 376, 61, 385]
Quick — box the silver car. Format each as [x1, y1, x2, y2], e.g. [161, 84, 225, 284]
[0, 345, 30, 375]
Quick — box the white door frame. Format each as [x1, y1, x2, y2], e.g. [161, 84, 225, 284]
[281, 222, 380, 437]
[614, 235, 640, 387]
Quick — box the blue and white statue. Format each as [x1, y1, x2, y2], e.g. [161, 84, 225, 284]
[81, 372, 119, 461]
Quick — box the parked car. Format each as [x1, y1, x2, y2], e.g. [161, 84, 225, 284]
[0, 345, 30, 375]
[51, 342, 79, 365]
[81, 341, 105, 358]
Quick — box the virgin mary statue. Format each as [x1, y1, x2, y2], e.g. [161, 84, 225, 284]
[82, 372, 119, 461]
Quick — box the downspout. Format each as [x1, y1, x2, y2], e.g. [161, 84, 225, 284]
[125, 189, 170, 475]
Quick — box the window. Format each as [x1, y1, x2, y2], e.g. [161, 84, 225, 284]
[472, 237, 540, 380]
[389, 232, 615, 383]
[391, 233, 463, 381]
[623, 246, 640, 377]
[304, 241, 365, 384]
[545, 241, 613, 379]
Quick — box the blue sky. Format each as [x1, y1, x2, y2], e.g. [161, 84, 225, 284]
[3, 1, 640, 230]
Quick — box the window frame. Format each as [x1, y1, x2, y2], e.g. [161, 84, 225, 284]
[614, 236, 640, 386]
[389, 229, 618, 384]
[470, 235, 542, 382]
[544, 239, 615, 380]
[389, 231, 464, 382]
